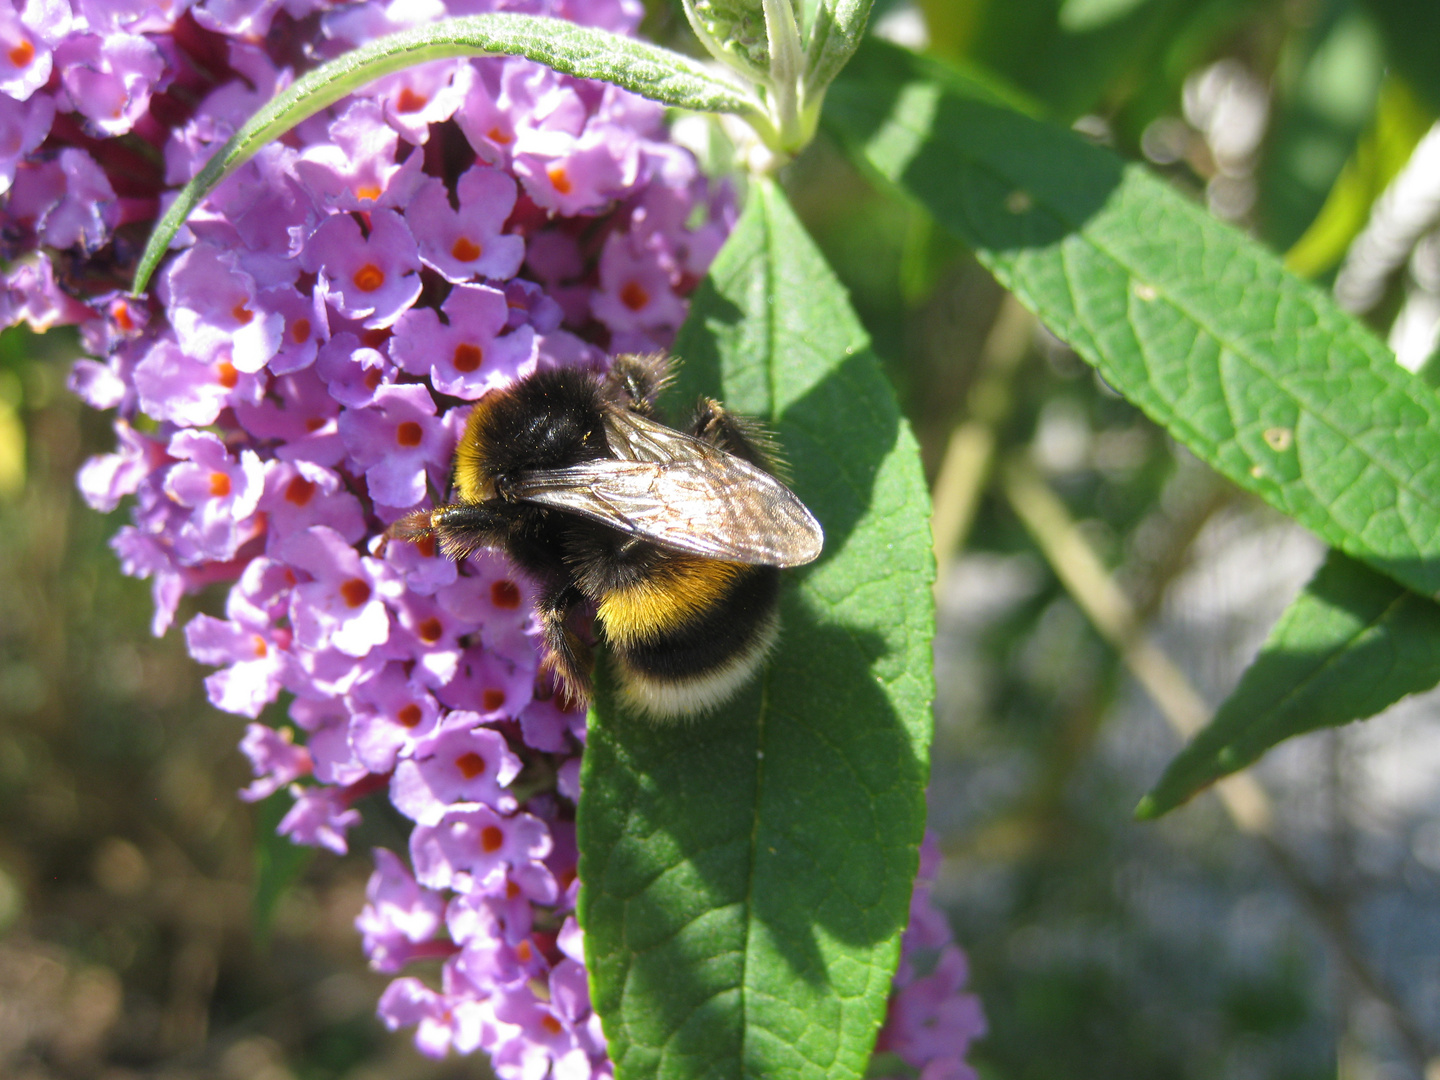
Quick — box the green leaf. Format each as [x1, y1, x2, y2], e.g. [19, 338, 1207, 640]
[1136, 549, 1440, 818]
[803, 0, 873, 100]
[824, 37, 1440, 601]
[130, 14, 765, 295]
[252, 788, 314, 939]
[577, 178, 933, 1080]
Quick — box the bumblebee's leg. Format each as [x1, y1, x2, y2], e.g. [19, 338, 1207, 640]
[601, 353, 674, 415]
[386, 502, 512, 561]
[535, 582, 593, 709]
[688, 398, 784, 474]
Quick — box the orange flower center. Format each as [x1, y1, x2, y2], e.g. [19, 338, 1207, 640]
[291, 317, 312, 344]
[482, 688, 507, 712]
[216, 362, 239, 388]
[452, 343, 483, 373]
[285, 476, 315, 506]
[8, 39, 35, 68]
[491, 580, 521, 609]
[451, 236, 482, 262]
[208, 471, 232, 498]
[620, 280, 650, 312]
[456, 752, 487, 779]
[418, 616, 443, 643]
[352, 263, 385, 292]
[480, 825, 505, 852]
[395, 87, 428, 113]
[339, 578, 372, 608]
[397, 703, 423, 728]
[395, 421, 424, 447]
[546, 164, 572, 195]
[231, 303, 253, 325]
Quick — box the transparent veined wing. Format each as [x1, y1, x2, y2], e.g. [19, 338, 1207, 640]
[513, 453, 823, 567]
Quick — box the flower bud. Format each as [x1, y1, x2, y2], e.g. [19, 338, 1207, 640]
[683, 0, 774, 82]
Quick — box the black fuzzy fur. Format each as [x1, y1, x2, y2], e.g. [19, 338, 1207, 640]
[415, 357, 784, 711]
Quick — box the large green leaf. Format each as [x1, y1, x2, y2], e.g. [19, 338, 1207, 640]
[576, 178, 934, 1080]
[1137, 549, 1440, 817]
[131, 14, 765, 295]
[824, 37, 1440, 601]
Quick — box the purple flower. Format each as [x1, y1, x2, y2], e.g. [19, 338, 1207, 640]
[23, 1, 766, 1073]
[300, 207, 422, 327]
[875, 835, 986, 1077]
[76, 420, 165, 513]
[885, 947, 987, 1068]
[278, 785, 362, 855]
[348, 662, 445, 772]
[165, 242, 284, 372]
[295, 99, 425, 211]
[591, 229, 686, 332]
[337, 382, 450, 507]
[391, 282, 537, 399]
[162, 430, 265, 561]
[407, 166, 526, 283]
[237, 723, 312, 802]
[391, 715, 523, 824]
[0, 91, 54, 195]
[133, 335, 251, 427]
[186, 614, 289, 718]
[231, 369, 345, 465]
[257, 460, 367, 551]
[370, 58, 476, 145]
[281, 525, 404, 657]
[7, 147, 118, 252]
[378, 977, 492, 1058]
[410, 804, 549, 893]
[358, 848, 450, 974]
[0, 0, 62, 101]
[55, 30, 167, 137]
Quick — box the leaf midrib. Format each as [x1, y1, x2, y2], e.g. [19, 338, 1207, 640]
[851, 87, 1440, 540]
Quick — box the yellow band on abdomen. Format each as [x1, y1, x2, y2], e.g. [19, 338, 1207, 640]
[598, 556, 744, 647]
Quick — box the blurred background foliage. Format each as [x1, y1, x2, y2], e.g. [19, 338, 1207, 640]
[5, 0, 1440, 1077]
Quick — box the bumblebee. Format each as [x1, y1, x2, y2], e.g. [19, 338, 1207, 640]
[388, 354, 823, 718]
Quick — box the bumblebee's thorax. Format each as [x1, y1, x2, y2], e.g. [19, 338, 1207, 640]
[454, 368, 610, 504]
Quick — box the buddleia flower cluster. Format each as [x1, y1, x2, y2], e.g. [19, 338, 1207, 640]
[0, 0, 983, 1073]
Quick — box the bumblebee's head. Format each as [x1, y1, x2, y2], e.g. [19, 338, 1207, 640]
[454, 368, 609, 503]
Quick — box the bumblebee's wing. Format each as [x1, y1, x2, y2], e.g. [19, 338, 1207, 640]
[600, 405, 697, 464]
[512, 455, 824, 567]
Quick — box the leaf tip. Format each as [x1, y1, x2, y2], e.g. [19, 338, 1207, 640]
[1133, 794, 1163, 821]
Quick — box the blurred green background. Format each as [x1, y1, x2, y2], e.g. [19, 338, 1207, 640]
[5, 0, 1440, 1076]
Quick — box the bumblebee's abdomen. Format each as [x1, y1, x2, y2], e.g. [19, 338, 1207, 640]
[598, 558, 781, 718]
